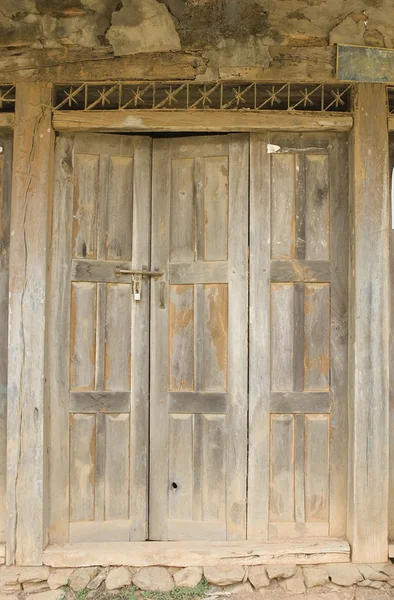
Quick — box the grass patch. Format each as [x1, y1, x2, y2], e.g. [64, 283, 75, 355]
[76, 590, 90, 600]
[142, 576, 209, 600]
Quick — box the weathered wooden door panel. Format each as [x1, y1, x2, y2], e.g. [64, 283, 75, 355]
[0, 136, 12, 543]
[150, 135, 249, 541]
[48, 133, 151, 543]
[249, 133, 348, 540]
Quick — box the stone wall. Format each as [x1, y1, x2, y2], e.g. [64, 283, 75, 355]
[2, 563, 394, 600]
[1, 0, 394, 82]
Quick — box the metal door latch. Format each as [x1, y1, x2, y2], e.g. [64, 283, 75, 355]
[115, 267, 163, 302]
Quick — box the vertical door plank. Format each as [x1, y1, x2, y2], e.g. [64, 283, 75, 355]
[150, 138, 171, 540]
[305, 415, 329, 522]
[0, 137, 11, 543]
[248, 133, 271, 539]
[72, 154, 99, 259]
[168, 415, 193, 521]
[69, 414, 96, 522]
[226, 134, 249, 540]
[328, 134, 348, 537]
[304, 283, 330, 391]
[48, 134, 74, 544]
[271, 154, 295, 259]
[271, 284, 294, 391]
[270, 415, 294, 522]
[202, 285, 228, 392]
[305, 155, 329, 260]
[129, 137, 151, 540]
[294, 415, 305, 524]
[105, 284, 131, 391]
[204, 157, 228, 261]
[107, 156, 133, 261]
[7, 83, 54, 565]
[169, 285, 194, 392]
[70, 283, 97, 391]
[170, 158, 195, 262]
[105, 414, 130, 520]
[202, 415, 226, 523]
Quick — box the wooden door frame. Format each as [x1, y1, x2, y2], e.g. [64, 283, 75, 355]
[4, 81, 390, 565]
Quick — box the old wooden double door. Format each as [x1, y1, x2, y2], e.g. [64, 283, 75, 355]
[48, 132, 348, 544]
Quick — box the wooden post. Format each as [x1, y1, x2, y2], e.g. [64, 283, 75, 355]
[6, 83, 54, 565]
[348, 83, 390, 563]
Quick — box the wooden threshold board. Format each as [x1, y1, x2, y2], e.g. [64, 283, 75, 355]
[44, 538, 350, 567]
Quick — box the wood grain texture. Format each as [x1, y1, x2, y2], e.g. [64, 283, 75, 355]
[249, 132, 347, 543]
[49, 133, 151, 545]
[248, 133, 270, 540]
[43, 538, 351, 567]
[348, 84, 389, 563]
[6, 82, 54, 565]
[0, 136, 12, 544]
[150, 134, 248, 541]
[53, 111, 353, 134]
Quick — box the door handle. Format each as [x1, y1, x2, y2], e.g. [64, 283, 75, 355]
[115, 267, 163, 278]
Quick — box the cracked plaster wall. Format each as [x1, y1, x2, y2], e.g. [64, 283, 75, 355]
[1, 0, 394, 77]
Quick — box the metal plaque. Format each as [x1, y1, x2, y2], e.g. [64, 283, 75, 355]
[337, 44, 394, 82]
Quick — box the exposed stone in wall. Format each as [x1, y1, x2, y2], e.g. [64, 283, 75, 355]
[106, 0, 181, 55]
[1, 0, 394, 58]
[2, 562, 394, 598]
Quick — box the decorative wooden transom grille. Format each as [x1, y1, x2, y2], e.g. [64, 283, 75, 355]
[0, 86, 15, 112]
[53, 82, 353, 112]
[387, 87, 394, 113]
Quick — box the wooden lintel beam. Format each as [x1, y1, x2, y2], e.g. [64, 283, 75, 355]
[53, 110, 353, 133]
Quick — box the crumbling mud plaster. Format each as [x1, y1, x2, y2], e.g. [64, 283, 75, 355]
[1, 0, 394, 82]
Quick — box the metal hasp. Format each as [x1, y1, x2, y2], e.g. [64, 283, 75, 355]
[115, 268, 163, 277]
[115, 267, 163, 301]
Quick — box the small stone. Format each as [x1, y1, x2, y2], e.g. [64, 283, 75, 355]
[266, 565, 296, 580]
[303, 566, 329, 588]
[0, 584, 21, 594]
[106, 567, 132, 591]
[48, 570, 74, 590]
[359, 580, 373, 587]
[327, 564, 364, 586]
[69, 568, 99, 592]
[359, 566, 389, 582]
[356, 587, 390, 600]
[308, 593, 342, 600]
[383, 566, 394, 578]
[26, 591, 64, 600]
[0, 569, 20, 586]
[249, 566, 270, 589]
[18, 567, 50, 584]
[204, 566, 245, 586]
[173, 567, 202, 589]
[224, 582, 254, 593]
[133, 567, 174, 593]
[280, 570, 305, 594]
[23, 582, 50, 592]
[369, 581, 385, 589]
[87, 568, 110, 591]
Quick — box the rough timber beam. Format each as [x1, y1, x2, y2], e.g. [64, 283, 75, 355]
[52, 111, 353, 133]
[348, 83, 390, 563]
[6, 82, 54, 565]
